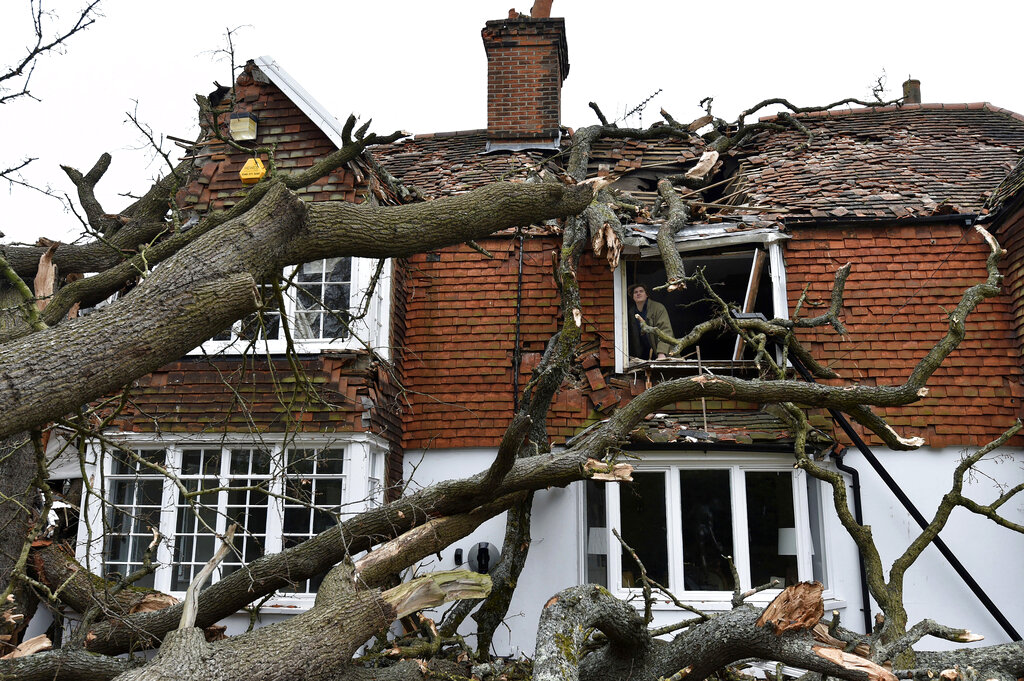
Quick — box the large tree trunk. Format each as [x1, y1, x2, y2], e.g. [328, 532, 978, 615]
[111, 564, 489, 681]
[0, 434, 39, 648]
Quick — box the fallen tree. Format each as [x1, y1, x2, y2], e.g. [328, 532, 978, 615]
[0, 39, 1022, 681]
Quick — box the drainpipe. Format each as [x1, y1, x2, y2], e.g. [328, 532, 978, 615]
[790, 356, 1022, 641]
[512, 231, 525, 411]
[831, 446, 874, 634]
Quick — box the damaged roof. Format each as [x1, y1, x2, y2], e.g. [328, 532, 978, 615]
[734, 103, 1024, 220]
[370, 103, 1024, 224]
[370, 129, 556, 197]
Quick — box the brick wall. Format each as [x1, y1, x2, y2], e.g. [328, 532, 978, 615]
[785, 222, 1024, 447]
[996, 204, 1024, 362]
[399, 235, 613, 449]
[177, 61, 364, 213]
[399, 222, 1024, 451]
[482, 18, 569, 144]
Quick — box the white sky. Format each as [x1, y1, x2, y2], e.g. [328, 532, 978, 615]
[2, 0, 1023, 245]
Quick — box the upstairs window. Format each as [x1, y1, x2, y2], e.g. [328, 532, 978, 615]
[292, 258, 351, 341]
[613, 234, 788, 371]
[197, 257, 391, 357]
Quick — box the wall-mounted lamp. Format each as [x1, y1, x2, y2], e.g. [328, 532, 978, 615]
[467, 542, 500, 574]
[230, 112, 258, 141]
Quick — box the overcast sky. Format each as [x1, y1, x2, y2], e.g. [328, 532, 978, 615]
[3, 0, 1024, 245]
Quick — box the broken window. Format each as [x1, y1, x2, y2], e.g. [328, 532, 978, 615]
[586, 454, 828, 604]
[614, 235, 789, 371]
[624, 249, 773, 363]
[85, 439, 383, 602]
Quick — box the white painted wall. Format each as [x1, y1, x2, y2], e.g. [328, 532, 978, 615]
[839, 446, 1024, 647]
[405, 445, 1024, 654]
[403, 448, 582, 656]
[62, 443, 1020, 654]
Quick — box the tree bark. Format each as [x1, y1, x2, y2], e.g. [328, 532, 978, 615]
[0, 180, 598, 442]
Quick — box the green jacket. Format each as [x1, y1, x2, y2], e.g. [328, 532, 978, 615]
[629, 299, 674, 359]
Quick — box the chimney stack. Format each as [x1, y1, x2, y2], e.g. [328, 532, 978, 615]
[902, 78, 921, 104]
[482, 14, 569, 151]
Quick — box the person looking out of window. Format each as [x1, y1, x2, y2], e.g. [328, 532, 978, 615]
[628, 283, 674, 360]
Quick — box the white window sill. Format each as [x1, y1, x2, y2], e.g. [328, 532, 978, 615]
[187, 337, 362, 356]
[617, 590, 846, 613]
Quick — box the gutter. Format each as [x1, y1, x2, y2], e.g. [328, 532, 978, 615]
[789, 356, 1022, 641]
[783, 213, 978, 229]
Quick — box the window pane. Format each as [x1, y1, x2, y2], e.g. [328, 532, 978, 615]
[746, 471, 798, 588]
[679, 469, 734, 591]
[288, 449, 316, 476]
[585, 480, 609, 587]
[619, 471, 668, 588]
[296, 283, 323, 308]
[313, 479, 343, 507]
[297, 260, 324, 282]
[323, 283, 349, 311]
[292, 310, 321, 340]
[806, 475, 828, 587]
[317, 449, 344, 475]
[327, 257, 351, 282]
[322, 302, 350, 339]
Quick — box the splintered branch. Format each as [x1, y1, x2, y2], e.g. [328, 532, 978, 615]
[756, 582, 824, 634]
[877, 620, 984, 662]
[179, 524, 237, 630]
[0, 254, 46, 332]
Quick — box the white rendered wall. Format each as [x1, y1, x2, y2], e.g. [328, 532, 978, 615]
[403, 448, 582, 656]
[405, 445, 1024, 655]
[837, 446, 1024, 647]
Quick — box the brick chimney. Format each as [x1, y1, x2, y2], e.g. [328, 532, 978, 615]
[902, 78, 922, 104]
[482, 15, 569, 151]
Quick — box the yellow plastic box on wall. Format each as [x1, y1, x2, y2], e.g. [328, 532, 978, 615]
[240, 157, 266, 184]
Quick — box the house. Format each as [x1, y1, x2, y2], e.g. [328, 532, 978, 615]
[64, 10, 1024, 655]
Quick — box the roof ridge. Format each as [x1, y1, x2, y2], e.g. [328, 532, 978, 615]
[412, 129, 487, 140]
[756, 102, 1024, 123]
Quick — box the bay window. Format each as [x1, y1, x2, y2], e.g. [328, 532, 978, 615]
[585, 453, 827, 605]
[85, 437, 385, 599]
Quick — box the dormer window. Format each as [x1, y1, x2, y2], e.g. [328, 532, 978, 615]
[613, 231, 789, 372]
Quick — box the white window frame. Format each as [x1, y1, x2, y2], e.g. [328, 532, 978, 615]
[77, 432, 388, 607]
[588, 451, 831, 610]
[191, 257, 392, 359]
[613, 232, 789, 372]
